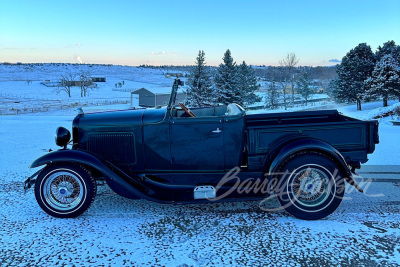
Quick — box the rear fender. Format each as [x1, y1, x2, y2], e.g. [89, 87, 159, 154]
[267, 139, 363, 192]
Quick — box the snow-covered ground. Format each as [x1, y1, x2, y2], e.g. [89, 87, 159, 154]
[336, 100, 400, 166]
[1, 65, 400, 265]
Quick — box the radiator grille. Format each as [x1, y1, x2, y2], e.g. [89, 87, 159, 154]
[88, 133, 136, 165]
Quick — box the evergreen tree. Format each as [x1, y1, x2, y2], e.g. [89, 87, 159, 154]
[296, 72, 313, 106]
[334, 43, 375, 110]
[214, 49, 240, 105]
[364, 54, 400, 106]
[376, 40, 400, 64]
[185, 50, 214, 107]
[327, 79, 339, 101]
[265, 81, 280, 109]
[237, 61, 261, 106]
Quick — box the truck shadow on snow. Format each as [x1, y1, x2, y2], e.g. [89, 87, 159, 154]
[88, 181, 399, 219]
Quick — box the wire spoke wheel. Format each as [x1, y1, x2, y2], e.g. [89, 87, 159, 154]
[35, 164, 96, 218]
[43, 172, 84, 211]
[276, 152, 345, 220]
[290, 167, 331, 207]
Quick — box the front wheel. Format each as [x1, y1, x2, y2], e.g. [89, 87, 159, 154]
[34, 163, 97, 218]
[275, 151, 345, 220]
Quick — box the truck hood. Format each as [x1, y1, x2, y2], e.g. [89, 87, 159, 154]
[76, 109, 144, 128]
[73, 107, 167, 129]
[72, 108, 168, 148]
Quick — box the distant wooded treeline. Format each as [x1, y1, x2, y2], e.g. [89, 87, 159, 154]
[139, 64, 338, 81]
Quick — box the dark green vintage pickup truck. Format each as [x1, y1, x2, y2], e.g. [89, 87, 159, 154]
[25, 79, 379, 220]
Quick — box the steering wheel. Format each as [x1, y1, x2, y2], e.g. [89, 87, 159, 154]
[179, 102, 196, 117]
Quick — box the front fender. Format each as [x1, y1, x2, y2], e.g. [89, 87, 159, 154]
[268, 138, 363, 192]
[29, 149, 158, 201]
[30, 149, 105, 169]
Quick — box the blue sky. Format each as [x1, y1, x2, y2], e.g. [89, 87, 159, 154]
[1, 0, 399, 66]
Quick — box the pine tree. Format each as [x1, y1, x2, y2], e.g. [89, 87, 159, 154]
[296, 72, 313, 106]
[334, 43, 375, 110]
[327, 78, 343, 102]
[214, 49, 240, 105]
[265, 81, 280, 109]
[364, 54, 400, 106]
[237, 61, 261, 106]
[185, 50, 214, 107]
[376, 40, 400, 64]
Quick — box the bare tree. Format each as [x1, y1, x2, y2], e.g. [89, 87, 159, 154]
[56, 72, 76, 97]
[279, 53, 300, 107]
[78, 71, 94, 97]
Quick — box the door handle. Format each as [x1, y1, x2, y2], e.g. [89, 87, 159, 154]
[212, 128, 222, 133]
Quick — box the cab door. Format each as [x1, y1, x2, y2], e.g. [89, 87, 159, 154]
[170, 117, 224, 171]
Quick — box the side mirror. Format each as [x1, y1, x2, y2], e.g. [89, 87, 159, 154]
[178, 80, 184, 86]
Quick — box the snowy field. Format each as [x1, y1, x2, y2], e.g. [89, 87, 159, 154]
[0, 64, 187, 115]
[1, 65, 400, 265]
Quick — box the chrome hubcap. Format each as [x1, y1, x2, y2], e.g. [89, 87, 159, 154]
[59, 187, 67, 195]
[43, 171, 84, 211]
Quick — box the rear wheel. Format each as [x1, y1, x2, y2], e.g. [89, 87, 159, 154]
[275, 151, 345, 220]
[34, 163, 97, 218]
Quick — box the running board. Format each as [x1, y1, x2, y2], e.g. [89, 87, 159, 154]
[194, 186, 216, 199]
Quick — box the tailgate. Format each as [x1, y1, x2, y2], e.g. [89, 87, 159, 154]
[368, 120, 379, 153]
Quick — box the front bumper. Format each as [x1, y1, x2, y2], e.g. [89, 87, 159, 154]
[23, 168, 43, 193]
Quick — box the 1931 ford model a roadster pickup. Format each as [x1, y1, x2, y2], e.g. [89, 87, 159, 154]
[25, 79, 379, 220]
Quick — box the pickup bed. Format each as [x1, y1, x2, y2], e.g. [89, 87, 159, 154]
[245, 110, 379, 171]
